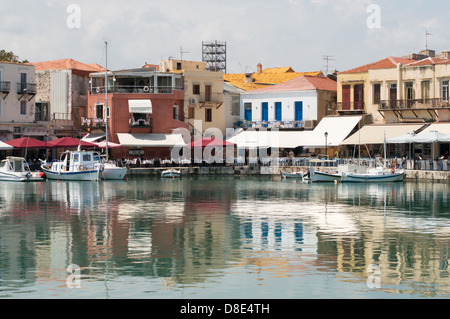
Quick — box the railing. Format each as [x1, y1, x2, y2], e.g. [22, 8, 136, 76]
[90, 85, 182, 95]
[337, 102, 365, 112]
[235, 120, 305, 129]
[378, 98, 450, 110]
[198, 92, 224, 103]
[16, 83, 36, 94]
[0, 81, 11, 93]
[130, 117, 153, 128]
[81, 117, 105, 128]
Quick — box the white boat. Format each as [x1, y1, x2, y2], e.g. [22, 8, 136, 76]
[100, 162, 128, 180]
[0, 157, 45, 182]
[41, 150, 102, 181]
[282, 170, 307, 179]
[161, 169, 181, 178]
[342, 167, 405, 183]
[309, 168, 342, 183]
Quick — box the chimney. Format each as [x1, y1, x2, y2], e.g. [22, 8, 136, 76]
[257, 63, 262, 74]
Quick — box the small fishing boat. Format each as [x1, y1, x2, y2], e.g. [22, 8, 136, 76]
[281, 170, 307, 179]
[0, 157, 45, 182]
[341, 167, 405, 183]
[161, 169, 181, 178]
[41, 150, 102, 181]
[309, 168, 342, 183]
[101, 162, 128, 180]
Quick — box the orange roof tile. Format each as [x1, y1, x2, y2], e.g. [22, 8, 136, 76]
[339, 56, 416, 74]
[246, 75, 336, 93]
[31, 59, 104, 75]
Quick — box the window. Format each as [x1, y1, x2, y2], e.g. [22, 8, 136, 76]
[389, 83, 397, 107]
[73, 154, 79, 162]
[176, 62, 182, 70]
[193, 84, 200, 95]
[373, 83, 381, 104]
[20, 101, 27, 115]
[421, 81, 430, 102]
[173, 105, 179, 120]
[205, 108, 212, 122]
[35, 102, 49, 121]
[405, 82, 415, 107]
[205, 85, 212, 102]
[231, 96, 240, 116]
[188, 107, 195, 119]
[96, 104, 104, 119]
[441, 80, 449, 102]
[82, 154, 91, 162]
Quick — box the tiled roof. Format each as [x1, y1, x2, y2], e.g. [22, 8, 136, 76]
[31, 59, 104, 74]
[224, 67, 323, 91]
[339, 56, 416, 74]
[246, 75, 337, 93]
[405, 57, 450, 66]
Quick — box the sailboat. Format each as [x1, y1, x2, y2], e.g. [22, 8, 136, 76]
[98, 41, 128, 180]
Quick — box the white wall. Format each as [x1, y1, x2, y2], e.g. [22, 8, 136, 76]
[240, 90, 318, 122]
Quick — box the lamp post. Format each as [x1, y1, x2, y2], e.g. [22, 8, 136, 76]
[324, 132, 328, 159]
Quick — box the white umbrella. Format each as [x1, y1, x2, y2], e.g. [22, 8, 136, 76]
[386, 132, 415, 144]
[0, 141, 13, 151]
[410, 130, 448, 143]
[437, 134, 450, 143]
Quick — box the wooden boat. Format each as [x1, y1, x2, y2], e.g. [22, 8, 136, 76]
[161, 169, 181, 178]
[309, 168, 342, 183]
[281, 170, 307, 179]
[41, 150, 102, 181]
[0, 157, 44, 182]
[341, 167, 405, 183]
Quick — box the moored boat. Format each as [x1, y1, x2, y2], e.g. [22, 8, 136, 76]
[0, 157, 45, 182]
[341, 167, 405, 183]
[309, 168, 342, 183]
[41, 150, 102, 181]
[100, 162, 128, 180]
[161, 169, 181, 178]
[281, 170, 307, 179]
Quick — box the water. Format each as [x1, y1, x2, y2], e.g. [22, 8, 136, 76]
[0, 176, 449, 299]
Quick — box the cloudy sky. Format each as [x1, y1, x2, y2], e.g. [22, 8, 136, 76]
[2, 0, 450, 74]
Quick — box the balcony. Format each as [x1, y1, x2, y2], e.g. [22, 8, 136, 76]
[80, 117, 106, 129]
[337, 102, 366, 115]
[0, 81, 11, 93]
[52, 113, 74, 130]
[378, 98, 450, 110]
[90, 84, 182, 95]
[17, 83, 37, 95]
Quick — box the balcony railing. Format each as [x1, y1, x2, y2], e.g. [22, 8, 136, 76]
[337, 102, 365, 112]
[90, 85, 182, 95]
[0, 81, 11, 93]
[378, 98, 450, 110]
[80, 117, 106, 129]
[17, 83, 37, 95]
[198, 92, 224, 103]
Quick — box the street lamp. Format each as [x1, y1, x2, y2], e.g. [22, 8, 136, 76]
[324, 132, 328, 159]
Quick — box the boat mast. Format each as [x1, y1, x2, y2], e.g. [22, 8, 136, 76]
[105, 41, 109, 162]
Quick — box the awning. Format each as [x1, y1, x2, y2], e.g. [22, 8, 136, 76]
[227, 130, 311, 149]
[421, 123, 450, 134]
[117, 133, 186, 148]
[128, 100, 152, 114]
[0, 141, 13, 151]
[82, 133, 106, 143]
[341, 124, 424, 145]
[302, 116, 363, 148]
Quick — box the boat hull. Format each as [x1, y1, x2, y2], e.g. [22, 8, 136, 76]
[342, 172, 405, 183]
[41, 167, 101, 181]
[309, 168, 341, 182]
[282, 171, 306, 179]
[101, 167, 128, 180]
[161, 170, 181, 178]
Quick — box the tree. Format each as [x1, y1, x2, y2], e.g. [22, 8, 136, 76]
[0, 50, 29, 63]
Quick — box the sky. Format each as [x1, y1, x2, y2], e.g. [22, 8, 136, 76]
[2, 0, 450, 74]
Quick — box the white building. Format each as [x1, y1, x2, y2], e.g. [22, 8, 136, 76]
[239, 75, 337, 130]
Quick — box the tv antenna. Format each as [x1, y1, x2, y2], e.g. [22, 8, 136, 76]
[322, 55, 336, 75]
[180, 46, 189, 61]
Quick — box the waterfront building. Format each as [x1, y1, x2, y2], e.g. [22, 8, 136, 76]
[87, 66, 189, 160]
[0, 61, 50, 152]
[239, 74, 337, 130]
[31, 59, 104, 141]
[337, 49, 450, 159]
[160, 59, 227, 138]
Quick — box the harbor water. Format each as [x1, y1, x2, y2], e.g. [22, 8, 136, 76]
[0, 176, 449, 299]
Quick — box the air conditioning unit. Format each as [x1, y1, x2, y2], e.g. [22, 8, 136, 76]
[189, 98, 197, 105]
[304, 120, 316, 129]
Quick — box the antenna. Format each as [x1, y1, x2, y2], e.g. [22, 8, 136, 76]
[180, 46, 189, 61]
[322, 55, 336, 75]
[426, 30, 433, 50]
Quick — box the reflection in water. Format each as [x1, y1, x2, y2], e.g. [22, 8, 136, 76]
[0, 177, 449, 298]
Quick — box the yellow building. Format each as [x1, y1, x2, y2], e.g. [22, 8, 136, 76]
[160, 59, 226, 138]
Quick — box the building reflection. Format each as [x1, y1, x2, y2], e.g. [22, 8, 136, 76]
[0, 178, 449, 297]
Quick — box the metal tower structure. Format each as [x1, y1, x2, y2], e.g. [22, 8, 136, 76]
[202, 41, 227, 73]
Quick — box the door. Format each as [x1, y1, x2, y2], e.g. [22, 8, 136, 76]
[275, 102, 282, 121]
[294, 101, 303, 121]
[261, 102, 269, 122]
[342, 85, 351, 110]
[354, 84, 364, 110]
[244, 103, 252, 121]
[20, 73, 27, 92]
